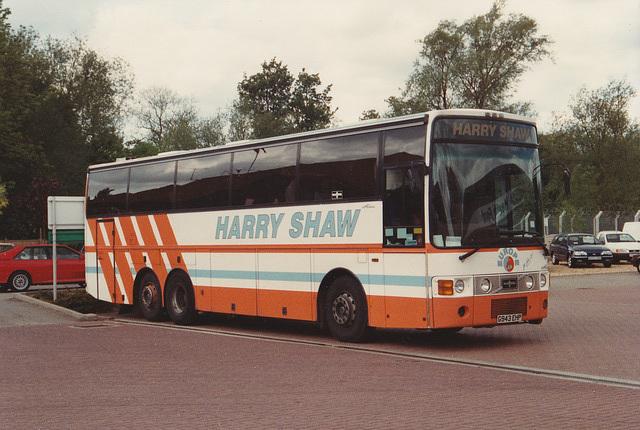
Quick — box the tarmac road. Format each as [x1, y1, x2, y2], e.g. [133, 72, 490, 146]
[0, 269, 639, 429]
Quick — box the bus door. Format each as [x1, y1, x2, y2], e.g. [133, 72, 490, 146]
[95, 219, 117, 303]
[382, 165, 428, 328]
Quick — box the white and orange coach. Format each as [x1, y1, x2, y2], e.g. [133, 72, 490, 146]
[85, 109, 549, 342]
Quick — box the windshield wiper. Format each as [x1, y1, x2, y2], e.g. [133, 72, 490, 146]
[499, 230, 549, 256]
[459, 247, 480, 262]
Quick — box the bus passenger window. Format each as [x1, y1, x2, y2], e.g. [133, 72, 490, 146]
[299, 133, 378, 202]
[86, 167, 129, 216]
[176, 154, 231, 209]
[231, 144, 297, 206]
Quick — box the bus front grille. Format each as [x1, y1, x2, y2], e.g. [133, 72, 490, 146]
[491, 297, 527, 318]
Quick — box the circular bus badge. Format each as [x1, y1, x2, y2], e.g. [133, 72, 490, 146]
[497, 248, 519, 272]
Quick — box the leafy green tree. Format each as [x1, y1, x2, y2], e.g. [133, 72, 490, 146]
[360, 109, 381, 121]
[386, 1, 552, 116]
[290, 69, 336, 132]
[0, 3, 44, 191]
[125, 139, 159, 158]
[236, 58, 295, 139]
[0, 179, 7, 215]
[541, 79, 640, 212]
[40, 36, 133, 166]
[0, 1, 134, 238]
[234, 58, 336, 139]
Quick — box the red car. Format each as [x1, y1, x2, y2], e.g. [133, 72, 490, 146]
[0, 244, 85, 292]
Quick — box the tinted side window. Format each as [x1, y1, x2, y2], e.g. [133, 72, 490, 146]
[176, 154, 231, 209]
[384, 126, 426, 164]
[86, 168, 130, 216]
[231, 145, 298, 206]
[128, 161, 176, 213]
[299, 133, 379, 202]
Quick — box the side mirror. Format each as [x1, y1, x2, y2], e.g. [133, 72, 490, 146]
[408, 162, 428, 193]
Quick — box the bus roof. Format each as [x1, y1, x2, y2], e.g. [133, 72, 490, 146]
[89, 109, 535, 171]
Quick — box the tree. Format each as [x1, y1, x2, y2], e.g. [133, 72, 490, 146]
[290, 69, 336, 132]
[134, 87, 226, 153]
[0, 1, 135, 238]
[360, 109, 381, 121]
[234, 58, 336, 139]
[386, 1, 552, 116]
[235, 58, 295, 139]
[540, 79, 640, 211]
[40, 36, 133, 166]
[0, 180, 7, 215]
[0, 3, 44, 191]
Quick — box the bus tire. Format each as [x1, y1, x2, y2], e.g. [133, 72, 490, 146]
[165, 271, 197, 325]
[325, 276, 368, 343]
[138, 272, 164, 322]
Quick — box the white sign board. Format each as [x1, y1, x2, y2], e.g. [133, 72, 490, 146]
[47, 196, 84, 230]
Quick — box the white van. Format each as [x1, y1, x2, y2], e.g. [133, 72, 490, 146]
[622, 222, 640, 241]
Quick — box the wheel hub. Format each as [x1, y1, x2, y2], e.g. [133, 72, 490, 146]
[332, 292, 356, 326]
[141, 283, 156, 309]
[13, 275, 28, 289]
[171, 284, 187, 314]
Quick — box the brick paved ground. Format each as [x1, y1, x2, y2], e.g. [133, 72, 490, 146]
[1, 321, 640, 429]
[1, 277, 639, 429]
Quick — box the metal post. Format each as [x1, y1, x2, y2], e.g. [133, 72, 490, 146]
[593, 211, 603, 235]
[544, 215, 550, 236]
[615, 212, 621, 231]
[52, 197, 58, 301]
[635, 210, 640, 222]
[559, 211, 566, 233]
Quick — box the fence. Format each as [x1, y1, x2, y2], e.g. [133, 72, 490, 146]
[545, 209, 640, 236]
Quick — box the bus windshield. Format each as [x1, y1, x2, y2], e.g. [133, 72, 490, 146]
[429, 141, 543, 248]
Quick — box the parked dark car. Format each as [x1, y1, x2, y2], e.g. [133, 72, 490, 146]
[549, 233, 613, 268]
[632, 254, 640, 273]
[0, 244, 85, 292]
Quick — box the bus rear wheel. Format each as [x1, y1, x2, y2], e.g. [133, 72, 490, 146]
[325, 276, 368, 343]
[165, 271, 196, 325]
[138, 272, 163, 322]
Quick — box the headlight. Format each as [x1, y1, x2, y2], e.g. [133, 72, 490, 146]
[602, 250, 613, 256]
[480, 278, 491, 293]
[454, 279, 465, 294]
[573, 251, 587, 256]
[540, 274, 547, 288]
[525, 275, 535, 290]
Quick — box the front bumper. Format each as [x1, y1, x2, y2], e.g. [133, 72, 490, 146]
[430, 291, 549, 329]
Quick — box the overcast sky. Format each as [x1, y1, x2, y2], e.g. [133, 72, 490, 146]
[5, 0, 640, 134]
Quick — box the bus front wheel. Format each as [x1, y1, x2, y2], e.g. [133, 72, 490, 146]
[138, 272, 163, 322]
[165, 271, 197, 325]
[325, 276, 368, 343]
